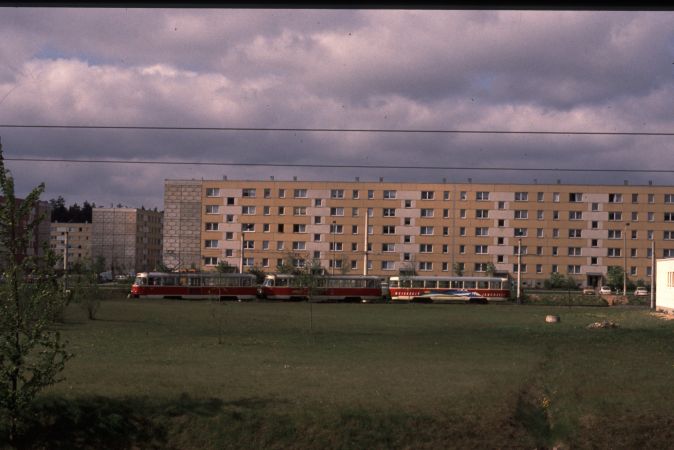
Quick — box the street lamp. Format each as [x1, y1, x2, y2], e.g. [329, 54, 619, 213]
[623, 222, 630, 296]
[516, 237, 522, 304]
[331, 221, 336, 276]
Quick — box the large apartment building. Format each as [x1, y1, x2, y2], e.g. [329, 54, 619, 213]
[50, 222, 92, 269]
[91, 207, 163, 275]
[163, 178, 674, 288]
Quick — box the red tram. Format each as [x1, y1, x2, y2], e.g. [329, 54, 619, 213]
[130, 272, 258, 300]
[258, 274, 387, 302]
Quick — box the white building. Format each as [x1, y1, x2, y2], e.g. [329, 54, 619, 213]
[655, 258, 674, 313]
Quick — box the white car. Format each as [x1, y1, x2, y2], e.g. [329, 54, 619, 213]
[599, 286, 612, 295]
[634, 287, 649, 296]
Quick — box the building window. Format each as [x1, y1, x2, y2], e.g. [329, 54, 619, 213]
[205, 205, 220, 214]
[513, 264, 527, 273]
[514, 210, 528, 219]
[665, 194, 674, 204]
[608, 193, 623, 203]
[206, 187, 220, 197]
[404, 200, 412, 208]
[383, 225, 395, 234]
[607, 248, 621, 257]
[569, 193, 582, 202]
[419, 244, 433, 253]
[421, 191, 435, 200]
[382, 243, 395, 252]
[608, 212, 622, 221]
[567, 265, 581, 274]
[203, 257, 218, 265]
[632, 193, 639, 203]
[460, 191, 467, 200]
[569, 211, 582, 220]
[205, 222, 219, 231]
[368, 190, 374, 199]
[631, 211, 638, 221]
[330, 189, 344, 199]
[293, 224, 306, 233]
[263, 224, 270, 232]
[381, 261, 395, 270]
[475, 245, 488, 254]
[648, 193, 655, 203]
[476, 209, 489, 219]
[404, 217, 411, 226]
[329, 242, 343, 251]
[330, 224, 343, 234]
[420, 208, 434, 217]
[608, 229, 622, 239]
[242, 188, 256, 198]
[459, 227, 466, 236]
[443, 191, 450, 200]
[383, 190, 396, 199]
[352, 207, 359, 217]
[568, 247, 581, 256]
[243, 240, 254, 250]
[242, 223, 254, 232]
[537, 192, 544, 202]
[476, 191, 489, 201]
[515, 192, 528, 201]
[383, 208, 396, 217]
[352, 190, 359, 199]
[242, 205, 256, 215]
[443, 208, 449, 218]
[443, 227, 449, 236]
[204, 240, 218, 248]
[665, 212, 674, 222]
[294, 189, 307, 198]
[278, 189, 285, 198]
[330, 207, 344, 216]
[471, 227, 487, 236]
[475, 263, 489, 272]
[292, 241, 306, 250]
[568, 229, 582, 238]
[514, 228, 527, 237]
[414, 226, 431, 235]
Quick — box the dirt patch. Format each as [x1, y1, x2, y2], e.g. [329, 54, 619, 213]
[651, 312, 674, 320]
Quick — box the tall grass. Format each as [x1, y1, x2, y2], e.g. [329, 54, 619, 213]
[5, 299, 673, 448]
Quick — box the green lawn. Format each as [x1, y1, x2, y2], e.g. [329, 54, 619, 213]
[8, 299, 674, 449]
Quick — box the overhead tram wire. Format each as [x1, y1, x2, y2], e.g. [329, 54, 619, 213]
[4, 157, 674, 174]
[1, 123, 674, 136]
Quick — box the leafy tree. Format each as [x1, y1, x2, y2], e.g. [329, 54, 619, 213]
[452, 262, 464, 277]
[0, 146, 71, 444]
[70, 270, 101, 320]
[607, 266, 624, 290]
[485, 262, 496, 277]
[216, 261, 237, 273]
[247, 265, 267, 284]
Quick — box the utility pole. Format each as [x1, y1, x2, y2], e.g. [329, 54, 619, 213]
[623, 222, 630, 297]
[63, 228, 69, 294]
[651, 240, 656, 310]
[331, 220, 336, 276]
[516, 237, 522, 304]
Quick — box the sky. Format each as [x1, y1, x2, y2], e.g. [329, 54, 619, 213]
[1, 8, 674, 210]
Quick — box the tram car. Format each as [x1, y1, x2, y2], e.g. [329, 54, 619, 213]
[130, 272, 258, 300]
[258, 274, 387, 302]
[388, 276, 511, 303]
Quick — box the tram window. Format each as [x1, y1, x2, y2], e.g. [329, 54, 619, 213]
[412, 280, 424, 288]
[241, 277, 252, 286]
[401, 279, 411, 288]
[464, 281, 476, 289]
[189, 277, 201, 287]
[478, 281, 488, 289]
[163, 277, 177, 286]
[148, 277, 158, 285]
[389, 279, 399, 288]
[439, 280, 450, 289]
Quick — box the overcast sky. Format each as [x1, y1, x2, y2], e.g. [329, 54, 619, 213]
[1, 8, 674, 210]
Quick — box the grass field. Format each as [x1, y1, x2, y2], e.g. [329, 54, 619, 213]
[5, 298, 674, 449]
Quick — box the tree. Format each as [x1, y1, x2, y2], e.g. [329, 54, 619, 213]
[453, 262, 464, 277]
[607, 266, 624, 290]
[216, 260, 237, 273]
[0, 145, 71, 444]
[485, 262, 496, 277]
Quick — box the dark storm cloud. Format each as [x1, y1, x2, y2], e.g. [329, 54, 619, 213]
[2, 9, 674, 208]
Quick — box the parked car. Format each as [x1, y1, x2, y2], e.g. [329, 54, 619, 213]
[582, 287, 596, 295]
[634, 287, 649, 296]
[599, 286, 612, 295]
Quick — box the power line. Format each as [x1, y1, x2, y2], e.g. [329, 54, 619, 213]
[1, 123, 674, 136]
[4, 156, 674, 174]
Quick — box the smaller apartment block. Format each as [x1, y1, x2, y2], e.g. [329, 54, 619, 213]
[91, 207, 163, 275]
[164, 179, 674, 288]
[50, 222, 92, 269]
